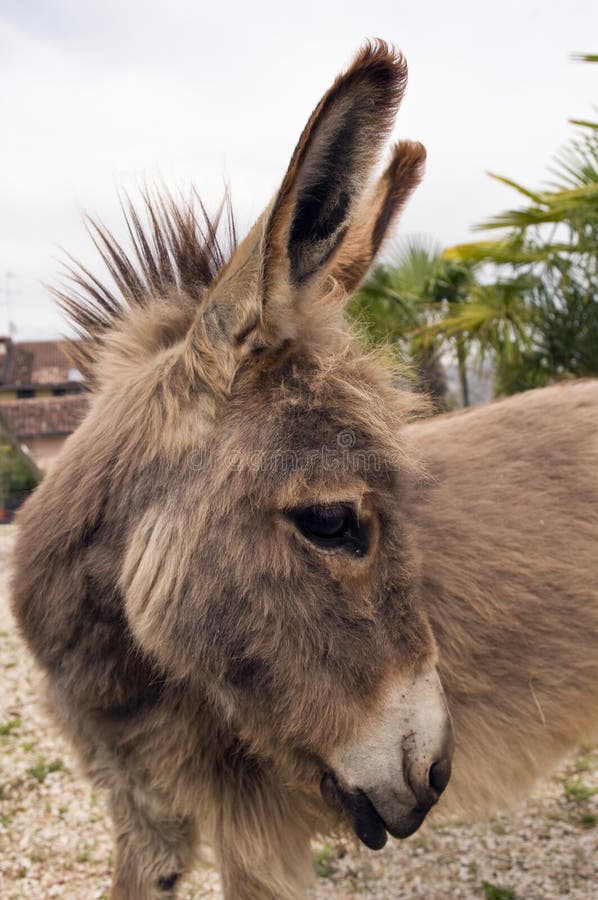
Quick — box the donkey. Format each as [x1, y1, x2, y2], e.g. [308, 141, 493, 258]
[10, 40, 598, 900]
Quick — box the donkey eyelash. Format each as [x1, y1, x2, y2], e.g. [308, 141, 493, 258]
[287, 503, 369, 557]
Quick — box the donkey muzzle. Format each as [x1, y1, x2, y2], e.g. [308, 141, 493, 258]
[320, 749, 452, 848]
[322, 667, 454, 849]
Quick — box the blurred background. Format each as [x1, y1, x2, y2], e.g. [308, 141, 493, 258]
[0, 0, 596, 505]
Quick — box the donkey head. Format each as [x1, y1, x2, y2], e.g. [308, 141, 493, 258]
[80, 41, 453, 848]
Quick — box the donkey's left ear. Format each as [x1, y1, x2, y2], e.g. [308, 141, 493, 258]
[325, 139, 426, 295]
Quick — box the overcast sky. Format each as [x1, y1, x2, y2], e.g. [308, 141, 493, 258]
[1, 0, 597, 339]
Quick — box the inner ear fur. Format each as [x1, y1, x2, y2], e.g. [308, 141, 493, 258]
[263, 39, 409, 298]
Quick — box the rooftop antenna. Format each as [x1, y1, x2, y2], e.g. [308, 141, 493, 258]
[0, 271, 21, 337]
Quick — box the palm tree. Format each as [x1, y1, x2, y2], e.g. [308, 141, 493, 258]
[352, 54, 597, 403]
[347, 239, 476, 408]
[437, 58, 598, 395]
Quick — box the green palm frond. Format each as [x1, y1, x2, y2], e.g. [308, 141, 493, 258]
[549, 124, 598, 189]
[485, 174, 543, 203]
[474, 115, 598, 235]
[569, 118, 598, 129]
[571, 52, 598, 63]
[477, 182, 598, 231]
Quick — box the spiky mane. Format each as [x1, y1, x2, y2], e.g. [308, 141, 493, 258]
[52, 190, 237, 379]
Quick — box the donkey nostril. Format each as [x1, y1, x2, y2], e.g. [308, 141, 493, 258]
[428, 757, 451, 796]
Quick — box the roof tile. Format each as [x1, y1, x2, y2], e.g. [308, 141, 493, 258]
[0, 395, 89, 438]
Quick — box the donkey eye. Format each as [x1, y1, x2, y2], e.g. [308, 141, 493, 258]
[297, 505, 349, 538]
[288, 504, 368, 556]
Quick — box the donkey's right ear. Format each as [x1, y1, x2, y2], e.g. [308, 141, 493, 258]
[262, 40, 408, 303]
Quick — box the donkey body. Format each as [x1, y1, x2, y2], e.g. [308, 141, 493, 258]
[409, 380, 598, 817]
[10, 42, 598, 899]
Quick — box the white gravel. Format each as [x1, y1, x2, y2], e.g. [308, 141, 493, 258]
[1, 526, 596, 899]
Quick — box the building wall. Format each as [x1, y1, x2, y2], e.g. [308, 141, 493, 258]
[23, 435, 67, 473]
[0, 389, 58, 402]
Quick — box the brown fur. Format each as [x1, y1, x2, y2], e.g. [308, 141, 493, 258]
[408, 380, 598, 817]
[10, 40, 598, 899]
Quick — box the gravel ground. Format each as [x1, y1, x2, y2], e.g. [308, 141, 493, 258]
[1, 526, 596, 899]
